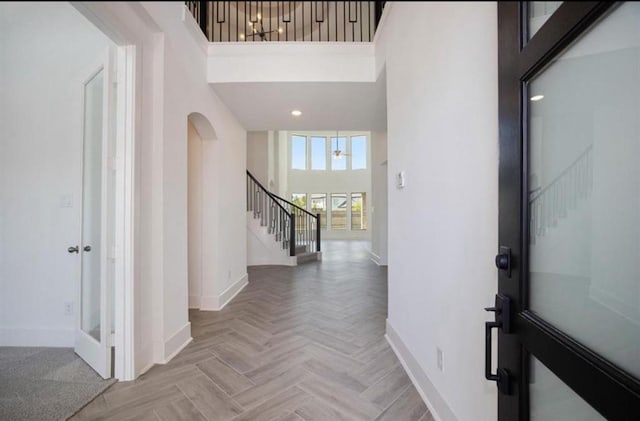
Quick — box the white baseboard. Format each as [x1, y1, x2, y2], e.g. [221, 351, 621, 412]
[200, 274, 248, 311]
[189, 295, 202, 309]
[0, 327, 74, 347]
[385, 320, 457, 421]
[163, 322, 192, 363]
[135, 341, 155, 378]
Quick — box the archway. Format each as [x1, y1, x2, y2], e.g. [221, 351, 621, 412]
[187, 112, 217, 311]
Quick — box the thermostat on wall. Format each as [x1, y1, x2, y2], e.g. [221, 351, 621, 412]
[397, 171, 406, 189]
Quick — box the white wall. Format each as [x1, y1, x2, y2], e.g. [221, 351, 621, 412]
[208, 43, 376, 83]
[0, 2, 112, 346]
[370, 130, 388, 265]
[139, 2, 248, 364]
[377, 3, 498, 421]
[247, 131, 269, 186]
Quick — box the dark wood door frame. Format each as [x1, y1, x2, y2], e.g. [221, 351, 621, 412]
[497, 2, 640, 420]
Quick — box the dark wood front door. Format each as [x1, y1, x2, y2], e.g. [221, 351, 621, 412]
[495, 2, 640, 420]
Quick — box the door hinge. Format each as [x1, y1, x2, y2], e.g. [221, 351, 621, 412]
[485, 294, 512, 395]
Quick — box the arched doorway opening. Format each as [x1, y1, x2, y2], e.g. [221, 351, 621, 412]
[187, 112, 217, 311]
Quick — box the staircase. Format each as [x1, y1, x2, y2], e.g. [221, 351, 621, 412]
[247, 171, 322, 266]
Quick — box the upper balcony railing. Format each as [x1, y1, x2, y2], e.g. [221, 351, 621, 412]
[186, 1, 386, 43]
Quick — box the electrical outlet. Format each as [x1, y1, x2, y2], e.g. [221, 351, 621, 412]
[64, 302, 74, 316]
[437, 347, 444, 372]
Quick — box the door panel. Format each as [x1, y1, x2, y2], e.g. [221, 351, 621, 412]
[496, 2, 640, 420]
[528, 1, 640, 379]
[75, 49, 113, 379]
[81, 68, 104, 342]
[529, 356, 604, 421]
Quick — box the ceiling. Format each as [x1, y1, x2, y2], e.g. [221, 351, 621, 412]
[211, 72, 387, 131]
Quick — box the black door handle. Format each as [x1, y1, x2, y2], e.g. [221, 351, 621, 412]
[485, 319, 510, 394]
[484, 294, 511, 395]
[83, 245, 92, 252]
[68, 246, 79, 254]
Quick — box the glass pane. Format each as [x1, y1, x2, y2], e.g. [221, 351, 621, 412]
[331, 193, 347, 230]
[291, 193, 307, 209]
[331, 137, 347, 170]
[529, 1, 563, 40]
[530, 356, 605, 421]
[311, 194, 327, 229]
[528, 2, 640, 379]
[351, 136, 367, 170]
[291, 135, 306, 169]
[311, 136, 326, 170]
[351, 193, 367, 230]
[81, 69, 104, 342]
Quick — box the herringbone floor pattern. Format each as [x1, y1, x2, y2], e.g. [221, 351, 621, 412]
[72, 241, 432, 421]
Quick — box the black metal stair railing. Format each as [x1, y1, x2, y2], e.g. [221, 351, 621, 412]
[270, 194, 321, 255]
[529, 145, 593, 244]
[247, 170, 321, 256]
[187, 1, 387, 42]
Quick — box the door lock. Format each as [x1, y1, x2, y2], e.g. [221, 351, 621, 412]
[68, 246, 79, 254]
[83, 245, 92, 252]
[495, 246, 511, 277]
[485, 294, 512, 395]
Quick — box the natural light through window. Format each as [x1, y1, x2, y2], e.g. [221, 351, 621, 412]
[351, 193, 367, 230]
[311, 136, 326, 170]
[331, 193, 347, 229]
[291, 135, 306, 170]
[331, 137, 347, 171]
[351, 136, 367, 170]
[291, 193, 307, 209]
[311, 193, 327, 229]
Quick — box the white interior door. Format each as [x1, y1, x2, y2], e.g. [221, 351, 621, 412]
[75, 49, 114, 379]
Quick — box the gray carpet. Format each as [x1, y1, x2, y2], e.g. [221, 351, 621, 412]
[0, 347, 116, 421]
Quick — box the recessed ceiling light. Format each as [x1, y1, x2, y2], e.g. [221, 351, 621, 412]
[530, 94, 544, 101]
[291, 110, 302, 117]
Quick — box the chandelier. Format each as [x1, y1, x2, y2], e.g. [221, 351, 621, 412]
[239, 13, 283, 41]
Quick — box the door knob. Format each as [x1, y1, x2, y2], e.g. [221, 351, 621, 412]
[83, 245, 92, 252]
[68, 246, 79, 254]
[495, 254, 509, 270]
[495, 246, 511, 277]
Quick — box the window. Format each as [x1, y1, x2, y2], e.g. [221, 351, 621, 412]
[291, 193, 307, 209]
[331, 193, 347, 229]
[311, 194, 327, 229]
[311, 136, 327, 170]
[351, 193, 367, 230]
[291, 135, 306, 169]
[351, 136, 367, 170]
[331, 137, 347, 170]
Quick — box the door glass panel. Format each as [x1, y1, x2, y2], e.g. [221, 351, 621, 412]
[528, 2, 640, 378]
[81, 69, 104, 342]
[530, 356, 605, 421]
[528, 1, 563, 40]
